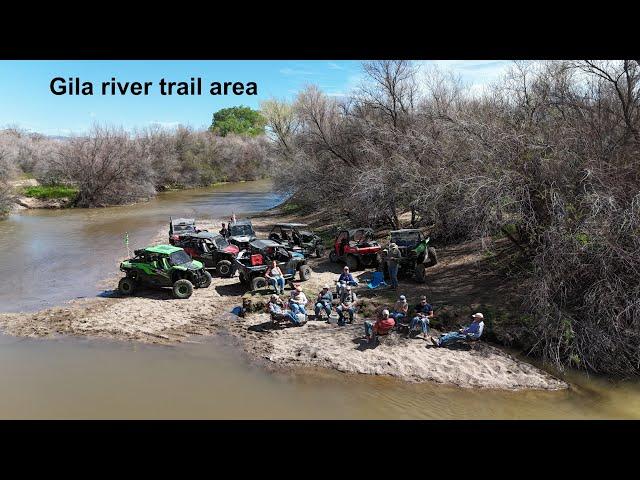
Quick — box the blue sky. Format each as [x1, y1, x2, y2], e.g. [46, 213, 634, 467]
[0, 60, 510, 135]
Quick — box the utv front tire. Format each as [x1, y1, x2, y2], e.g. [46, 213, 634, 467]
[415, 264, 427, 284]
[329, 250, 338, 263]
[298, 265, 312, 281]
[118, 277, 136, 296]
[346, 255, 359, 271]
[251, 276, 268, 291]
[199, 271, 212, 288]
[173, 279, 194, 299]
[216, 260, 233, 278]
[425, 247, 438, 267]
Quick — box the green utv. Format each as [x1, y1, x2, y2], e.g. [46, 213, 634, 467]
[118, 245, 212, 299]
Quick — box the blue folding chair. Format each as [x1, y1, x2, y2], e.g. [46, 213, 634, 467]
[367, 271, 387, 289]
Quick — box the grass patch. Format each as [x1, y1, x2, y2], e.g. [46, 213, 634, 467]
[22, 185, 78, 200]
[281, 202, 302, 213]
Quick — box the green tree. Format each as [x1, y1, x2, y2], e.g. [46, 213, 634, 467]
[210, 106, 266, 136]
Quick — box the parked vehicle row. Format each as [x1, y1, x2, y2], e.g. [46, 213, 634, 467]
[115, 216, 439, 298]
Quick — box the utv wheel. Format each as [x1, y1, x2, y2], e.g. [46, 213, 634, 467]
[415, 264, 427, 284]
[173, 279, 194, 299]
[239, 272, 248, 285]
[315, 245, 325, 258]
[329, 251, 338, 263]
[298, 265, 312, 281]
[361, 255, 375, 268]
[251, 276, 268, 291]
[425, 247, 438, 267]
[118, 277, 136, 296]
[200, 271, 212, 288]
[346, 255, 359, 271]
[216, 260, 233, 278]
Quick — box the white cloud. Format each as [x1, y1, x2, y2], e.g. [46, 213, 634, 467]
[280, 68, 315, 76]
[328, 62, 345, 70]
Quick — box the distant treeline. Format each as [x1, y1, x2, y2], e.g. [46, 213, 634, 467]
[263, 60, 640, 376]
[0, 124, 272, 209]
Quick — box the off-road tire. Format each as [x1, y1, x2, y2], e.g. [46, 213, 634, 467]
[239, 271, 248, 285]
[361, 254, 375, 268]
[216, 260, 233, 278]
[346, 255, 359, 271]
[415, 264, 427, 283]
[199, 271, 212, 288]
[315, 244, 325, 258]
[298, 265, 312, 281]
[173, 279, 194, 299]
[329, 250, 338, 263]
[251, 276, 268, 291]
[118, 277, 136, 296]
[425, 247, 438, 267]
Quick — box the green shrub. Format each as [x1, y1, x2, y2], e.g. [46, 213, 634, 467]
[22, 185, 78, 200]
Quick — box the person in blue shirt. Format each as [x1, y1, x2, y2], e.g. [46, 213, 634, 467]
[336, 266, 358, 294]
[431, 313, 484, 347]
[409, 295, 434, 339]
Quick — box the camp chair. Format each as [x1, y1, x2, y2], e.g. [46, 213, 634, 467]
[367, 271, 387, 289]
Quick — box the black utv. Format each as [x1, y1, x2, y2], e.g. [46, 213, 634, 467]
[235, 239, 311, 291]
[169, 231, 239, 277]
[227, 219, 257, 250]
[268, 223, 324, 258]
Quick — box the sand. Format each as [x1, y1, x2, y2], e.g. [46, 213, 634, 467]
[0, 214, 568, 391]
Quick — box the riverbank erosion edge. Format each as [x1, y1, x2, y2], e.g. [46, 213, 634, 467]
[0, 210, 567, 391]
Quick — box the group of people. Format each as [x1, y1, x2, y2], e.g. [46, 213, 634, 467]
[265, 262, 485, 349]
[267, 284, 309, 326]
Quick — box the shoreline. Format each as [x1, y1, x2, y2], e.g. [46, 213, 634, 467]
[0, 206, 568, 391]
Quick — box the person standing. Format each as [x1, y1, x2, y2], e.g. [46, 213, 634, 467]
[387, 243, 401, 290]
[219, 222, 229, 238]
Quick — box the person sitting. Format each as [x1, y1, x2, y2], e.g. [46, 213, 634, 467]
[390, 295, 409, 322]
[364, 309, 395, 344]
[289, 285, 309, 317]
[265, 260, 285, 294]
[336, 285, 357, 326]
[336, 266, 358, 294]
[431, 313, 485, 347]
[268, 294, 303, 326]
[409, 295, 434, 339]
[219, 222, 229, 238]
[314, 284, 333, 320]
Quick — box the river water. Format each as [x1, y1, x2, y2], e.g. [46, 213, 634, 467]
[0, 180, 281, 313]
[1, 180, 639, 419]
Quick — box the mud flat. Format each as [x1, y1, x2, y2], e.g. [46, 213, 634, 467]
[0, 213, 567, 391]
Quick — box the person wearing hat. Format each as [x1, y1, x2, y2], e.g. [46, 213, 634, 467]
[268, 294, 301, 326]
[219, 222, 229, 238]
[390, 294, 409, 321]
[386, 243, 402, 290]
[336, 284, 357, 326]
[409, 295, 434, 339]
[288, 284, 309, 317]
[336, 266, 359, 295]
[431, 313, 485, 347]
[314, 284, 334, 320]
[364, 309, 395, 344]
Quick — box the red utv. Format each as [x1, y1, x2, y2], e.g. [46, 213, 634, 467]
[328, 228, 381, 270]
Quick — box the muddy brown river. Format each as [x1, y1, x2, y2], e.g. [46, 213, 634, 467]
[1, 180, 639, 419]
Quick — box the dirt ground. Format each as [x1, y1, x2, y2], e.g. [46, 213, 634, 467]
[0, 208, 567, 391]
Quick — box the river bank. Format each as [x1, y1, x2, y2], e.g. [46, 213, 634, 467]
[0, 205, 567, 391]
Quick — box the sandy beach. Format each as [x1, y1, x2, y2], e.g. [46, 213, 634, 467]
[0, 212, 567, 391]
